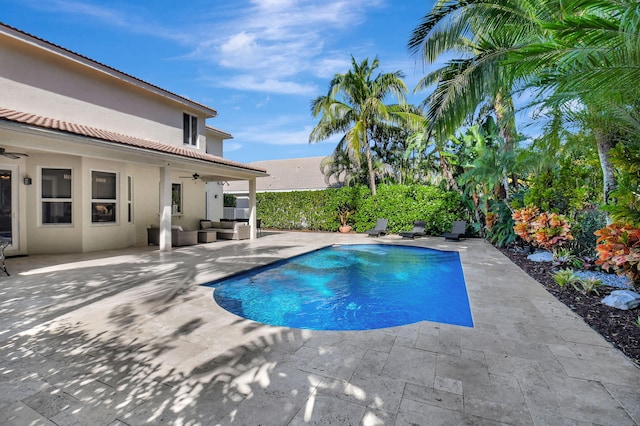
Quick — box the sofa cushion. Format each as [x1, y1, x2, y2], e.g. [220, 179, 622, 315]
[220, 222, 235, 229]
[171, 225, 183, 231]
[200, 220, 213, 229]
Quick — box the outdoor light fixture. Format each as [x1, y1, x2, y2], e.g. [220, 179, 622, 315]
[23, 176, 32, 185]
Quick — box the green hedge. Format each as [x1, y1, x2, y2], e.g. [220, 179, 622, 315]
[257, 184, 463, 236]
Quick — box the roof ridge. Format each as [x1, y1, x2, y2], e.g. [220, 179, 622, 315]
[0, 21, 217, 116]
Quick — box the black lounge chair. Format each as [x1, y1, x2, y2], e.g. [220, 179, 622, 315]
[443, 220, 466, 241]
[399, 220, 426, 239]
[365, 218, 388, 237]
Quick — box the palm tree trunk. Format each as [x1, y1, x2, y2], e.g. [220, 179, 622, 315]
[594, 128, 617, 222]
[494, 92, 517, 199]
[440, 153, 461, 193]
[363, 134, 377, 196]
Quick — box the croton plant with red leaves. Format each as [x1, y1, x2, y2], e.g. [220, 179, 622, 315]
[512, 207, 573, 252]
[595, 223, 640, 287]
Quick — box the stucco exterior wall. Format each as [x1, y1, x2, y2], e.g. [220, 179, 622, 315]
[15, 154, 209, 254]
[0, 39, 206, 149]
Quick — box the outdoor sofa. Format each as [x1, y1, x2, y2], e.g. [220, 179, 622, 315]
[147, 225, 198, 247]
[199, 220, 250, 240]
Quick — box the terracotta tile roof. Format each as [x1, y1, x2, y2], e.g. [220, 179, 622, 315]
[0, 107, 266, 174]
[1, 22, 217, 116]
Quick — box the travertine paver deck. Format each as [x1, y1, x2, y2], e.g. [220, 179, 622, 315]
[0, 232, 638, 425]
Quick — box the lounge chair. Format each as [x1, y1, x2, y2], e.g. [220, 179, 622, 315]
[443, 220, 467, 241]
[399, 220, 426, 239]
[365, 218, 388, 237]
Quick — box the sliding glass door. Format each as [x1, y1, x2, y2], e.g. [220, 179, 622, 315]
[0, 166, 18, 248]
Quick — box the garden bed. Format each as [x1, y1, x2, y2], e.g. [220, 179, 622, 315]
[499, 247, 640, 364]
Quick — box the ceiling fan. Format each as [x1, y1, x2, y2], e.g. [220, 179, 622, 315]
[0, 147, 28, 159]
[179, 173, 200, 181]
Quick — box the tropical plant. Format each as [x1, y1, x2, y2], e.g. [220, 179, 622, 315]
[512, 206, 540, 244]
[603, 139, 640, 226]
[513, 207, 573, 252]
[571, 277, 603, 296]
[553, 269, 580, 289]
[310, 56, 417, 196]
[410, 0, 640, 220]
[594, 223, 640, 287]
[509, 0, 640, 210]
[484, 201, 516, 247]
[337, 205, 355, 226]
[408, 0, 531, 145]
[531, 212, 574, 252]
[552, 248, 580, 270]
[568, 208, 608, 257]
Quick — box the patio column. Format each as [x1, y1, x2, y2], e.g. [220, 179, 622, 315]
[248, 178, 257, 240]
[159, 166, 172, 251]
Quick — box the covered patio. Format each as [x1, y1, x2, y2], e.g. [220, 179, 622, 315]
[0, 232, 638, 425]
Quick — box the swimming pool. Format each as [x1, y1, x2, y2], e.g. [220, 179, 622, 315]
[206, 244, 473, 330]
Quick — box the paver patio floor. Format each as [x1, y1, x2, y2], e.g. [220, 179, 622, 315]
[0, 232, 638, 425]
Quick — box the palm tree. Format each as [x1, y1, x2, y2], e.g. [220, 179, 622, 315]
[310, 56, 410, 196]
[509, 0, 640, 210]
[408, 0, 542, 158]
[410, 0, 640, 213]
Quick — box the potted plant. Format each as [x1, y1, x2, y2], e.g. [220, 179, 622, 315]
[337, 205, 355, 233]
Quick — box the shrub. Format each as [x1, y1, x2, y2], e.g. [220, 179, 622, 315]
[485, 201, 516, 247]
[223, 193, 237, 208]
[512, 207, 573, 253]
[568, 209, 607, 257]
[256, 184, 463, 235]
[594, 223, 640, 288]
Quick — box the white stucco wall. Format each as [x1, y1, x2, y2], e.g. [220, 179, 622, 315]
[0, 37, 207, 150]
[15, 153, 208, 254]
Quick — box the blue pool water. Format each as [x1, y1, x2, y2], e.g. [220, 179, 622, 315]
[205, 244, 473, 330]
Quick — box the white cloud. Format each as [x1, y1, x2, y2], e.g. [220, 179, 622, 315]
[231, 115, 342, 146]
[214, 75, 317, 96]
[224, 142, 243, 152]
[313, 57, 352, 79]
[20, 0, 388, 96]
[190, 0, 386, 94]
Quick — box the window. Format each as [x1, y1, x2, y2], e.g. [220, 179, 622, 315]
[91, 171, 117, 223]
[41, 168, 72, 224]
[172, 183, 182, 214]
[127, 176, 133, 223]
[183, 113, 198, 146]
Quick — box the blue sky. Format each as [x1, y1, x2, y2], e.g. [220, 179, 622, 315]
[1, 0, 437, 163]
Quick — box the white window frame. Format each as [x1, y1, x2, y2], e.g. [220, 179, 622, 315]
[127, 175, 133, 223]
[183, 113, 198, 146]
[39, 167, 73, 226]
[91, 170, 118, 225]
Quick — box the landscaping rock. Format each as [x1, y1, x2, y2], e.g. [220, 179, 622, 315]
[527, 251, 554, 262]
[601, 290, 640, 310]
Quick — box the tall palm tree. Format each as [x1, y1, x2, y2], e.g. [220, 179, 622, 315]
[310, 56, 410, 196]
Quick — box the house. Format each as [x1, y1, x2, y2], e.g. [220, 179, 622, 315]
[224, 156, 340, 219]
[0, 22, 267, 254]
